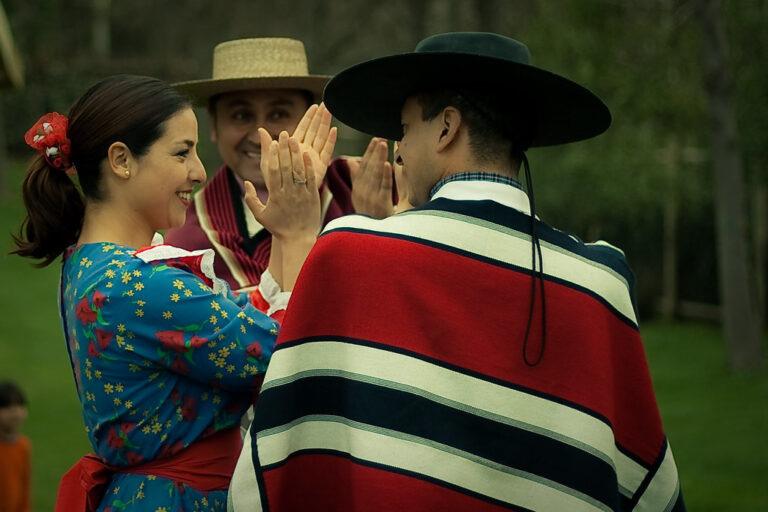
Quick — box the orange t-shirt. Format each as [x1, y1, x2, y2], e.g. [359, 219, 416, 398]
[0, 434, 31, 512]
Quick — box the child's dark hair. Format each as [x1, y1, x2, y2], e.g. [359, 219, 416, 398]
[0, 381, 26, 408]
[12, 75, 191, 267]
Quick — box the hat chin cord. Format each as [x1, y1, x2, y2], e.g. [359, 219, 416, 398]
[521, 152, 547, 367]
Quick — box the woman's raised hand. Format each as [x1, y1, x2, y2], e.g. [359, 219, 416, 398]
[292, 103, 337, 183]
[244, 128, 321, 242]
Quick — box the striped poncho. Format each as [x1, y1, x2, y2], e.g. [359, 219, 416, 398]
[229, 175, 685, 512]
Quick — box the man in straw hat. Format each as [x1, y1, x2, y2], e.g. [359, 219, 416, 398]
[167, 37, 398, 291]
[228, 32, 685, 511]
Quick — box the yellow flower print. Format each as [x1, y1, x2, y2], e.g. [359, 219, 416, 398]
[142, 425, 151, 434]
[125, 290, 134, 297]
[134, 282, 144, 291]
[270, 327, 278, 335]
[104, 383, 114, 394]
[218, 347, 230, 357]
[125, 400, 133, 409]
[133, 269, 142, 277]
[117, 324, 126, 333]
[215, 358, 226, 368]
[113, 398, 121, 406]
[105, 269, 116, 278]
[77, 270, 83, 278]
[114, 250, 124, 255]
[197, 282, 211, 292]
[103, 244, 115, 252]
[126, 344, 134, 351]
[116, 383, 124, 392]
[162, 311, 172, 319]
[183, 289, 193, 297]
[173, 279, 184, 289]
[239, 371, 247, 378]
[217, 334, 225, 341]
[237, 311, 246, 319]
[94, 370, 102, 379]
[155, 506, 167, 512]
[106, 282, 113, 288]
[240, 324, 247, 334]
[230, 342, 236, 349]
[213, 327, 221, 334]
[113, 486, 120, 495]
[85, 369, 92, 380]
[212, 396, 222, 405]
[201, 392, 209, 401]
[85, 359, 92, 368]
[220, 310, 228, 319]
[136, 490, 145, 499]
[208, 340, 218, 348]
[151, 423, 162, 434]
[129, 363, 140, 373]
[208, 353, 216, 361]
[136, 299, 145, 306]
[135, 309, 144, 317]
[170, 293, 180, 302]
[201, 497, 209, 507]
[80, 257, 90, 266]
[122, 272, 132, 283]
[117, 336, 125, 347]
[215, 372, 223, 379]
[247, 317, 255, 325]
[209, 315, 218, 325]
[147, 475, 156, 480]
[226, 364, 235, 373]
[211, 301, 221, 311]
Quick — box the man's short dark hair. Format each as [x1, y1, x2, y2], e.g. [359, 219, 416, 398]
[415, 88, 532, 169]
[208, 89, 315, 118]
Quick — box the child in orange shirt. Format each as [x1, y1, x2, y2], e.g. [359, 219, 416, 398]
[0, 381, 31, 512]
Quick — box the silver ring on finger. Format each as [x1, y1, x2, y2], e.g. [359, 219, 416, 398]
[293, 177, 307, 184]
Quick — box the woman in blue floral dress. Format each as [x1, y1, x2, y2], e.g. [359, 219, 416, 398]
[12, 75, 328, 511]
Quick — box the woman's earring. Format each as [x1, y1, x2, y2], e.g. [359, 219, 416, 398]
[124, 170, 130, 177]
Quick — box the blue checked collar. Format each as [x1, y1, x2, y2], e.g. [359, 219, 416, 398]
[429, 171, 531, 215]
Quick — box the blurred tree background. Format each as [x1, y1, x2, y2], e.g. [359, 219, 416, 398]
[2, 0, 766, 339]
[0, 0, 766, 508]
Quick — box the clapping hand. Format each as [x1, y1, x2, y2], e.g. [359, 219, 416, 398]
[292, 103, 337, 184]
[349, 138, 412, 218]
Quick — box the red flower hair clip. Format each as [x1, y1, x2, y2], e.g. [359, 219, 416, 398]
[24, 112, 73, 172]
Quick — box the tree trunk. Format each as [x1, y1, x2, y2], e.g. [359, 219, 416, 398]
[660, 137, 679, 320]
[91, 0, 111, 59]
[698, 0, 763, 370]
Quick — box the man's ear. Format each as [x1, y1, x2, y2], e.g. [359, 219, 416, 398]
[436, 106, 462, 152]
[107, 142, 133, 179]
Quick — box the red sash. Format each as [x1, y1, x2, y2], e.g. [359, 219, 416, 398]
[54, 427, 242, 512]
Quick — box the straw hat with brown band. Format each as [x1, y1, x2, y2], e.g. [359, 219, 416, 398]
[173, 38, 330, 106]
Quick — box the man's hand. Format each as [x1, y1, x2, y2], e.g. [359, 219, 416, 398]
[292, 103, 337, 184]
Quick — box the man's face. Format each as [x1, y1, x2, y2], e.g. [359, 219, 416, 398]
[396, 96, 443, 206]
[210, 89, 311, 186]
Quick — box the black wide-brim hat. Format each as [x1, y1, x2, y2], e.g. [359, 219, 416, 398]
[324, 32, 611, 147]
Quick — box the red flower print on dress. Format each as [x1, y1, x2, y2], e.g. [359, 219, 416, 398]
[96, 328, 113, 350]
[170, 358, 190, 374]
[92, 289, 106, 308]
[125, 451, 143, 465]
[156, 330, 187, 353]
[181, 396, 196, 421]
[159, 440, 184, 458]
[246, 342, 262, 359]
[188, 335, 208, 348]
[107, 426, 125, 449]
[87, 341, 100, 358]
[76, 297, 97, 324]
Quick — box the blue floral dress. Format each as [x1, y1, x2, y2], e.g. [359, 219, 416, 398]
[60, 242, 278, 511]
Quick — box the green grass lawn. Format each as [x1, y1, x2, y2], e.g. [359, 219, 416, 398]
[0, 163, 766, 510]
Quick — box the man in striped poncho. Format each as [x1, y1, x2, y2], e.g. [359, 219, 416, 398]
[229, 32, 686, 512]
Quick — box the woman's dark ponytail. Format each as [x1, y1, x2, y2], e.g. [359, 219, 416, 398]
[12, 156, 84, 267]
